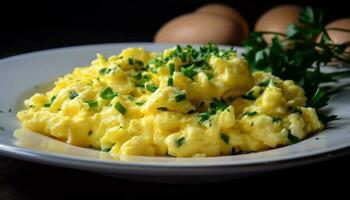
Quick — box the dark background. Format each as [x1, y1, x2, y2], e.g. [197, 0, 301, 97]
[1, 0, 349, 57]
[1, 0, 350, 199]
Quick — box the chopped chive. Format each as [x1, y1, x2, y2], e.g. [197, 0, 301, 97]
[181, 65, 197, 80]
[198, 112, 211, 124]
[167, 77, 173, 86]
[100, 87, 117, 100]
[135, 101, 145, 106]
[272, 116, 282, 123]
[44, 95, 56, 107]
[157, 107, 168, 111]
[242, 90, 256, 100]
[115, 102, 127, 115]
[69, 90, 79, 99]
[176, 137, 185, 147]
[287, 130, 300, 144]
[99, 68, 111, 75]
[290, 106, 303, 115]
[145, 84, 158, 92]
[169, 63, 175, 75]
[135, 60, 144, 66]
[84, 100, 98, 108]
[220, 133, 230, 144]
[127, 96, 134, 101]
[210, 98, 228, 112]
[101, 147, 112, 152]
[175, 92, 186, 102]
[259, 79, 271, 87]
[243, 111, 258, 117]
[206, 72, 214, 80]
[128, 58, 134, 65]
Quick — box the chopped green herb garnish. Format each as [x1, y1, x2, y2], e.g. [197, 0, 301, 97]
[69, 90, 79, 100]
[145, 84, 158, 92]
[259, 79, 271, 87]
[243, 111, 258, 116]
[157, 107, 168, 111]
[99, 68, 111, 75]
[135, 101, 145, 106]
[205, 72, 214, 80]
[198, 112, 211, 124]
[44, 95, 56, 107]
[128, 57, 134, 65]
[176, 137, 185, 147]
[243, 6, 350, 125]
[210, 98, 228, 112]
[175, 92, 186, 102]
[127, 96, 135, 101]
[115, 102, 127, 115]
[169, 63, 175, 75]
[167, 77, 173, 86]
[101, 147, 112, 152]
[272, 116, 282, 123]
[88, 130, 93, 136]
[100, 87, 117, 100]
[220, 133, 230, 144]
[290, 106, 303, 115]
[181, 65, 197, 80]
[84, 100, 98, 108]
[135, 60, 144, 67]
[242, 90, 256, 100]
[287, 130, 300, 144]
[133, 73, 150, 87]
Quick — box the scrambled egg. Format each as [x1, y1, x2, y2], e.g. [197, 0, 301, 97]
[17, 44, 323, 157]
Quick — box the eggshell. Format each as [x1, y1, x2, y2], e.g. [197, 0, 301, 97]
[195, 3, 249, 39]
[255, 5, 302, 42]
[154, 13, 244, 45]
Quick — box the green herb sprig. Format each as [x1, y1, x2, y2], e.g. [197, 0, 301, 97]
[243, 6, 350, 125]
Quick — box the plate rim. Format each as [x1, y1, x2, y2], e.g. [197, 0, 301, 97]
[1, 42, 349, 172]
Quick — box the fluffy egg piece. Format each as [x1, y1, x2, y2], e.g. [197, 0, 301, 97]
[195, 3, 249, 40]
[154, 13, 244, 45]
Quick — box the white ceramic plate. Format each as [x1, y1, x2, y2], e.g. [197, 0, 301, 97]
[1, 43, 350, 183]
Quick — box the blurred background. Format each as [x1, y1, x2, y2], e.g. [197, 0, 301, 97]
[1, 0, 349, 57]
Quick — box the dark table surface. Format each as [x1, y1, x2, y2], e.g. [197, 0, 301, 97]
[1, 1, 350, 196]
[1, 151, 350, 199]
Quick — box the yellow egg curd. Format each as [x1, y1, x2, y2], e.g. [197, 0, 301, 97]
[17, 44, 323, 157]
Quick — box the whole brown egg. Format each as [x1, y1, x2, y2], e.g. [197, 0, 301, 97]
[255, 5, 302, 42]
[195, 3, 249, 40]
[325, 18, 350, 44]
[154, 13, 245, 45]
